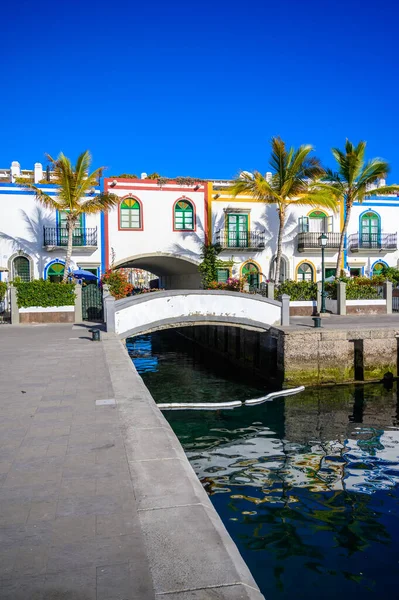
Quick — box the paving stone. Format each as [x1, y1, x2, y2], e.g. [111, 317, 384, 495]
[97, 561, 154, 600]
[0, 575, 45, 600]
[43, 567, 96, 600]
[158, 585, 265, 599]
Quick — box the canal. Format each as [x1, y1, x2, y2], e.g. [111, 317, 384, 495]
[127, 329, 399, 600]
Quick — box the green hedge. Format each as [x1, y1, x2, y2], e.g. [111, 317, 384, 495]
[15, 279, 76, 308]
[275, 280, 317, 301]
[325, 278, 381, 300]
[0, 281, 7, 302]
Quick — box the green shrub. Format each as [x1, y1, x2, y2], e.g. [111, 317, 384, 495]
[0, 281, 7, 302]
[14, 279, 75, 308]
[275, 280, 317, 301]
[325, 277, 381, 300]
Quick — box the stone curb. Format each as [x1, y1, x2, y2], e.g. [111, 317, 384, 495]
[102, 334, 264, 599]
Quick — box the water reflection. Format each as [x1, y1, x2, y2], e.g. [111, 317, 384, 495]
[131, 331, 399, 599]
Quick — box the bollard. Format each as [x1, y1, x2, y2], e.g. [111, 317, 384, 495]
[312, 317, 322, 328]
[88, 328, 101, 341]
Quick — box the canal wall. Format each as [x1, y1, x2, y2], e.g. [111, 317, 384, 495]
[180, 324, 399, 387]
[103, 334, 264, 599]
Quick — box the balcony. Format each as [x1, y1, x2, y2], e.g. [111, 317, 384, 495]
[43, 227, 98, 252]
[297, 232, 341, 252]
[215, 230, 265, 250]
[348, 233, 397, 253]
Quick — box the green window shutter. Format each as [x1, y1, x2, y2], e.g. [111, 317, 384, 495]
[217, 269, 229, 283]
[120, 199, 141, 229]
[227, 214, 248, 247]
[13, 256, 30, 282]
[175, 200, 194, 230]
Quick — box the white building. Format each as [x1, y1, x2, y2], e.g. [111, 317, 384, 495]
[0, 161, 103, 282]
[0, 162, 398, 288]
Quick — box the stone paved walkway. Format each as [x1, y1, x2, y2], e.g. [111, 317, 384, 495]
[288, 313, 399, 330]
[0, 324, 155, 600]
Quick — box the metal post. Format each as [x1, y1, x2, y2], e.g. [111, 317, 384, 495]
[384, 280, 393, 314]
[320, 245, 326, 313]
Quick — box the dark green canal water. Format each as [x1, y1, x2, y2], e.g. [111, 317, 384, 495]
[127, 330, 399, 600]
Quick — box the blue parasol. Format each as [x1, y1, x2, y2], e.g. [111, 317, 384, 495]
[72, 269, 98, 281]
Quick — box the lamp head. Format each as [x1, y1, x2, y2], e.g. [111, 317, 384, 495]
[319, 233, 328, 247]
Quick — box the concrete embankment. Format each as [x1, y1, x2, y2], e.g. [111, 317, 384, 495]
[103, 334, 265, 599]
[179, 316, 399, 386]
[0, 324, 263, 600]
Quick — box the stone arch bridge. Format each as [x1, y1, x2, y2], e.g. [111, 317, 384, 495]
[104, 290, 289, 338]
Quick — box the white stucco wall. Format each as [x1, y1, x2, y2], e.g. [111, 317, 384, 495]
[114, 291, 281, 336]
[347, 198, 399, 274]
[211, 197, 339, 282]
[105, 180, 206, 271]
[0, 184, 102, 280]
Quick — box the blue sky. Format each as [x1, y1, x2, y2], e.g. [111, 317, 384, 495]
[1, 0, 398, 180]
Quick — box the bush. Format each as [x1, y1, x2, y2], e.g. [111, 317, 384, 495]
[207, 277, 244, 291]
[275, 280, 317, 301]
[14, 279, 75, 308]
[101, 269, 133, 300]
[0, 281, 7, 302]
[325, 277, 381, 300]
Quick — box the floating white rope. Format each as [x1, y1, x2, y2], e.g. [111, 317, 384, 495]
[244, 386, 305, 406]
[157, 386, 305, 411]
[157, 400, 243, 410]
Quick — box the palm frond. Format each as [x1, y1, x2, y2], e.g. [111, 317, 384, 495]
[229, 171, 280, 203]
[292, 191, 339, 212]
[14, 179, 63, 211]
[357, 159, 390, 188]
[363, 184, 399, 196]
[80, 192, 119, 214]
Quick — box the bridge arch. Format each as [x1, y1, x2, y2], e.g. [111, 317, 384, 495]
[109, 289, 283, 338]
[112, 252, 201, 290]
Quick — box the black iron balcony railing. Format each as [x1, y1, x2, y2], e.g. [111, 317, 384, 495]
[43, 227, 98, 247]
[297, 232, 341, 251]
[215, 230, 265, 249]
[348, 233, 397, 251]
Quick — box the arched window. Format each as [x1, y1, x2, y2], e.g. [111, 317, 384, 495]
[120, 198, 142, 229]
[47, 262, 65, 283]
[13, 256, 30, 282]
[372, 261, 387, 276]
[299, 211, 332, 233]
[361, 211, 380, 248]
[242, 262, 260, 288]
[297, 262, 314, 282]
[174, 200, 194, 230]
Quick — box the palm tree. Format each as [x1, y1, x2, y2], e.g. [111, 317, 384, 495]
[230, 137, 337, 284]
[321, 140, 399, 277]
[18, 151, 117, 282]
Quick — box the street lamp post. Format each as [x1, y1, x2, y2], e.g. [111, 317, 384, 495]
[319, 233, 328, 314]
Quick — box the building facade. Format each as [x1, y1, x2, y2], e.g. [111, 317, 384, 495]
[0, 161, 398, 288]
[0, 162, 102, 282]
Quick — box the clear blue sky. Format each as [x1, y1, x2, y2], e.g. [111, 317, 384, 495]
[1, 0, 398, 180]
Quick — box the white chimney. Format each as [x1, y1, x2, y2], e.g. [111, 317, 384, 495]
[379, 178, 386, 188]
[266, 171, 272, 183]
[141, 172, 148, 180]
[10, 161, 20, 182]
[34, 162, 43, 183]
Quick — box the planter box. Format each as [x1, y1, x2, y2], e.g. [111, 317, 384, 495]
[289, 300, 317, 316]
[346, 299, 386, 315]
[19, 305, 75, 323]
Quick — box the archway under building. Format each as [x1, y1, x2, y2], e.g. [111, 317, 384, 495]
[112, 252, 202, 290]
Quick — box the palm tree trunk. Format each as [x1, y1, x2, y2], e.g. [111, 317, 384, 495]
[274, 206, 285, 285]
[335, 201, 352, 278]
[62, 219, 76, 283]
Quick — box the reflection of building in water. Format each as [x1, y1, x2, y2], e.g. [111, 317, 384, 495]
[125, 268, 158, 288]
[190, 386, 399, 498]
